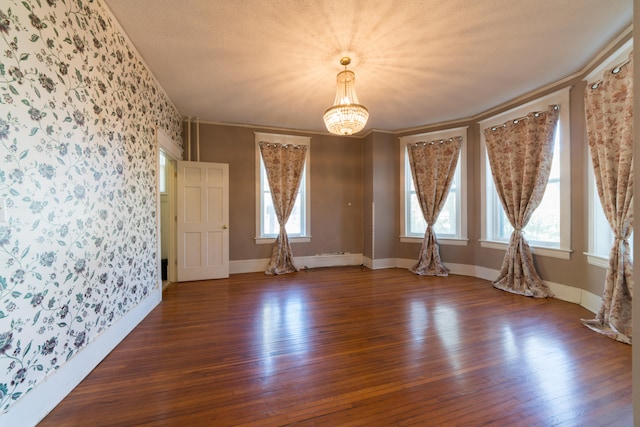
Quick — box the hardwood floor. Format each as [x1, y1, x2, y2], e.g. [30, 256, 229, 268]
[39, 267, 631, 426]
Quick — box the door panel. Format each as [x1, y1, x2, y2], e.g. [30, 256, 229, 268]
[177, 161, 229, 281]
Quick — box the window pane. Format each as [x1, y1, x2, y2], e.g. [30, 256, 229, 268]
[409, 193, 426, 234]
[593, 180, 612, 258]
[491, 130, 560, 245]
[263, 192, 278, 235]
[405, 147, 462, 239]
[526, 179, 560, 245]
[261, 162, 305, 237]
[433, 189, 456, 236]
[548, 130, 560, 180]
[285, 193, 303, 235]
[526, 128, 560, 245]
[497, 207, 513, 241]
[159, 152, 167, 193]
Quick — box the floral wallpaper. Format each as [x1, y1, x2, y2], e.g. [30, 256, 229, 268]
[0, 0, 182, 413]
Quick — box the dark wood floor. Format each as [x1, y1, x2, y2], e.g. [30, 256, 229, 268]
[40, 267, 631, 426]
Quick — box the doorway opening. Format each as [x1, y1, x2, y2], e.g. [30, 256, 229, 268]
[159, 148, 178, 289]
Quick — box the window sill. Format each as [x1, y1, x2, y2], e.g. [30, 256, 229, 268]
[479, 240, 572, 260]
[400, 236, 469, 246]
[255, 236, 311, 245]
[584, 252, 609, 268]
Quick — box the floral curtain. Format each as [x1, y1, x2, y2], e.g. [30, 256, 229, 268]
[407, 137, 462, 276]
[483, 106, 559, 297]
[259, 142, 308, 275]
[582, 54, 633, 344]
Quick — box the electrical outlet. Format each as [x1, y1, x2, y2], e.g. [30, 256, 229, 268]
[0, 198, 5, 222]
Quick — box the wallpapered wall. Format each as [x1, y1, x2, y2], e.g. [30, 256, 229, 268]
[0, 0, 182, 412]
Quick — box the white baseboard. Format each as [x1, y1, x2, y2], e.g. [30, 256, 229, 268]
[385, 259, 602, 314]
[580, 289, 603, 314]
[395, 258, 414, 269]
[544, 280, 582, 305]
[230, 253, 364, 274]
[230, 258, 270, 274]
[296, 253, 362, 269]
[362, 256, 373, 269]
[361, 257, 398, 270]
[1, 288, 162, 427]
[394, 259, 500, 281]
[443, 262, 500, 282]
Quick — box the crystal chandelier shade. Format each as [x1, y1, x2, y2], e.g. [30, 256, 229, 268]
[323, 58, 369, 136]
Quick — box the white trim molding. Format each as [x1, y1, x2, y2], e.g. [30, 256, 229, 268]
[479, 240, 572, 260]
[363, 257, 398, 270]
[255, 236, 312, 245]
[230, 253, 364, 274]
[400, 236, 469, 246]
[584, 252, 609, 269]
[393, 258, 601, 314]
[157, 126, 183, 160]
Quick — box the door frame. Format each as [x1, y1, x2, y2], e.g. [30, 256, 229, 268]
[157, 127, 183, 287]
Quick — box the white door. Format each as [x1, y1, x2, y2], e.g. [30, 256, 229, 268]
[177, 161, 229, 281]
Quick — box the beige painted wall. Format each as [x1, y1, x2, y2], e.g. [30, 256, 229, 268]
[362, 133, 374, 259]
[370, 132, 399, 260]
[186, 123, 363, 261]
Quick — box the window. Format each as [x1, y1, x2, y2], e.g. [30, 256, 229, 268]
[585, 39, 632, 267]
[479, 87, 571, 259]
[255, 132, 311, 243]
[587, 166, 634, 266]
[399, 127, 468, 245]
[159, 151, 167, 194]
[587, 163, 614, 266]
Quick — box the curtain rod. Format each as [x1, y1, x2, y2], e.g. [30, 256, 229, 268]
[410, 136, 463, 146]
[489, 105, 559, 131]
[590, 58, 631, 89]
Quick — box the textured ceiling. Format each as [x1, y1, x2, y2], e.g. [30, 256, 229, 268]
[103, 0, 632, 134]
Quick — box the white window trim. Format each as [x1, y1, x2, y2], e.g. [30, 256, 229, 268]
[255, 132, 311, 244]
[585, 253, 609, 269]
[478, 87, 572, 259]
[584, 39, 632, 267]
[400, 236, 469, 245]
[399, 126, 468, 246]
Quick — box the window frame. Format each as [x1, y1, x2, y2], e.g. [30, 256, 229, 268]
[399, 126, 468, 246]
[254, 132, 311, 244]
[478, 87, 572, 259]
[584, 39, 632, 267]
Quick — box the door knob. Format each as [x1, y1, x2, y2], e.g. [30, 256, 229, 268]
[223, 225, 228, 229]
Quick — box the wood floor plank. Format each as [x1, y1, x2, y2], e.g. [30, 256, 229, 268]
[39, 267, 631, 426]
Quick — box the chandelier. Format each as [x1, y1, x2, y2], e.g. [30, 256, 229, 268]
[323, 57, 369, 136]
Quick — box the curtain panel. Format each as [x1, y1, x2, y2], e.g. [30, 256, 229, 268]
[259, 142, 308, 275]
[483, 106, 559, 298]
[582, 54, 633, 344]
[407, 137, 462, 276]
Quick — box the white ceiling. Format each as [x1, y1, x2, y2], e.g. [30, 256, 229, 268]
[103, 0, 632, 134]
